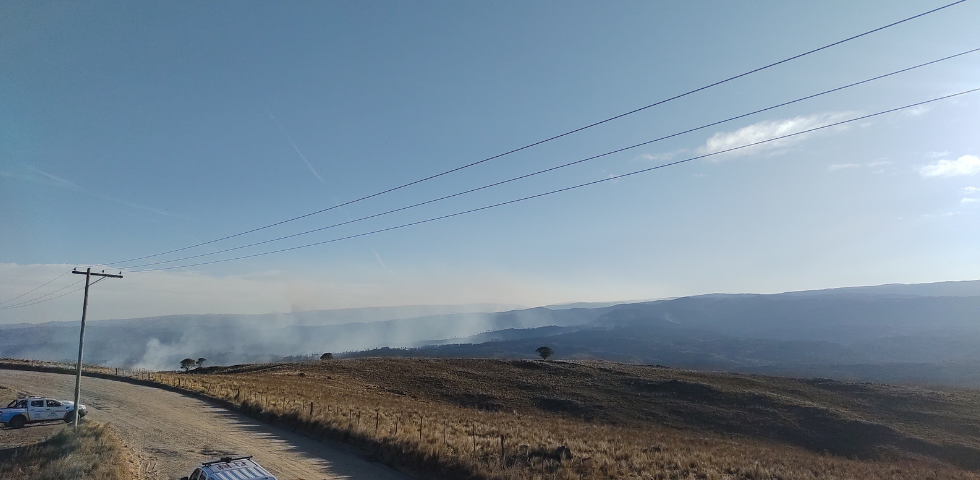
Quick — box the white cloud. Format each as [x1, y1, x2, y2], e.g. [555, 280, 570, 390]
[902, 105, 930, 117]
[697, 112, 852, 159]
[925, 151, 950, 159]
[962, 186, 979, 194]
[920, 155, 980, 178]
[962, 197, 979, 204]
[634, 149, 687, 162]
[827, 160, 891, 173]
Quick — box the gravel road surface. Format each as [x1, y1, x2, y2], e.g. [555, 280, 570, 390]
[0, 369, 411, 480]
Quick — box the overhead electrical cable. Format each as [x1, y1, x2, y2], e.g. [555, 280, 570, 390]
[112, 48, 980, 270]
[0, 277, 108, 310]
[0, 278, 85, 309]
[99, 0, 966, 268]
[124, 87, 979, 273]
[0, 270, 71, 306]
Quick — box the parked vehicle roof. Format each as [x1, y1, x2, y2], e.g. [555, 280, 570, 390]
[201, 457, 275, 480]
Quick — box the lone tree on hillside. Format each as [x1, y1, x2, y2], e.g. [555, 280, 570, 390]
[180, 358, 196, 371]
[196, 358, 207, 368]
[535, 346, 554, 360]
[320, 353, 334, 360]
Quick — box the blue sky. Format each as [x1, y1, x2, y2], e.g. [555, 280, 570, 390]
[1, 1, 979, 322]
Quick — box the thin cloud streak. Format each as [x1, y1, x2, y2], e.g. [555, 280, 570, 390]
[372, 250, 397, 277]
[27, 168, 178, 217]
[264, 108, 329, 186]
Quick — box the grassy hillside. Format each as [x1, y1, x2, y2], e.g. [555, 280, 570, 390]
[157, 358, 980, 479]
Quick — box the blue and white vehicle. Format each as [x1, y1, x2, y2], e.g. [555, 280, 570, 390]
[1, 396, 87, 428]
[181, 456, 277, 480]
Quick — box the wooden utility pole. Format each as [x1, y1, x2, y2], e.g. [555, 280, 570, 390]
[71, 268, 122, 429]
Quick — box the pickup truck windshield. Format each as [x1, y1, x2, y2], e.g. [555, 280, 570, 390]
[6, 400, 26, 408]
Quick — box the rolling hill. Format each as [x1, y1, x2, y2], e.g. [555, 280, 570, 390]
[2, 280, 978, 388]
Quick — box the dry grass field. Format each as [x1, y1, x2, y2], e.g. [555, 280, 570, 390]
[0, 384, 16, 405]
[0, 422, 134, 480]
[134, 358, 980, 480]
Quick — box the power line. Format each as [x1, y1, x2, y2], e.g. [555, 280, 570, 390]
[0, 270, 71, 306]
[126, 87, 979, 273]
[0, 278, 85, 310]
[99, 1, 966, 268]
[113, 48, 980, 271]
[0, 277, 107, 310]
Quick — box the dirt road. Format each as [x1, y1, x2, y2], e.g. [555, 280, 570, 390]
[0, 369, 410, 480]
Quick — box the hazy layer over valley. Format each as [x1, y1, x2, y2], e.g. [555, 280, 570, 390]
[3, 280, 979, 387]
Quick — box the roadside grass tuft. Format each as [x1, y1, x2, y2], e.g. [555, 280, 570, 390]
[0, 422, 134, 480]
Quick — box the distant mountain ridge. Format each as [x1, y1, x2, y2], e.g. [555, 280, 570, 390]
[2, 280, 978, 387]
[348, 280, 980, 386]
[779, 279, 980, 297]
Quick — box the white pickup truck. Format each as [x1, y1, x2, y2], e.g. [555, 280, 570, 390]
[0, 396, 87, 428]
[181, 456, 278, 480]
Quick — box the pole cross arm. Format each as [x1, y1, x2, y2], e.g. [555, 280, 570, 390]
[73, 270, 123, 278]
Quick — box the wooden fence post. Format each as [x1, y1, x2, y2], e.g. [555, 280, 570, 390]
[310, 402, 314, 417]
[419, 415, 423, 441]
[375, 410, 380, 434]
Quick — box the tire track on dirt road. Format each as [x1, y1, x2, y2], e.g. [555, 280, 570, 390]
[0, 369, 411, 480]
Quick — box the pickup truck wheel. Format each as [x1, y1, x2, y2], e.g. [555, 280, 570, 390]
[63, 411, 76, 423]
[9, 415, 26, 429]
